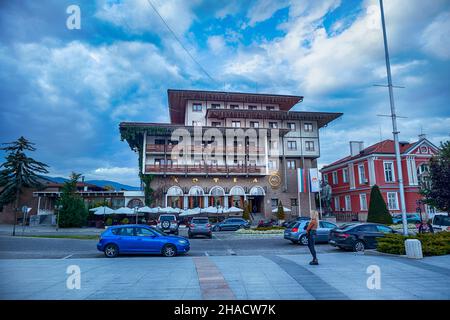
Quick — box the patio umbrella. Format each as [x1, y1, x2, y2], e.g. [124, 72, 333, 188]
[271, 206, 292, 213]
[90, 206, 115, 215]
[113, 207, 134, 214]
[159, 207, 182, 214]
[179, 207, 202, 216]
[138, 206, 160, 213]
[225, 206, 243, 214]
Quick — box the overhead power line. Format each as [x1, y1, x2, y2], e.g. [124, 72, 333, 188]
[145, 0, 217, 84]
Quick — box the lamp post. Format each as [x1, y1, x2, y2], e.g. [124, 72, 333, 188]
[135, 206, 139, 224]
[378, 0, 408, 236]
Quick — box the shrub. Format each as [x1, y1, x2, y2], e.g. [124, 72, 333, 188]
[377, 232, 450, 256]
[105, 218, 113, 226]
[255, 226, 285, 231]
[277, 201, 285, 221]
[367, 185, 393, 224]
[121, 218, 129, 224]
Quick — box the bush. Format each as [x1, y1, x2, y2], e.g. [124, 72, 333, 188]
[255, 226, 285, 231]
[367, 185, 393, 224]
[377, 232, 450, 256]
[105, 218, 113, 226]
[121, 218, 129, 224]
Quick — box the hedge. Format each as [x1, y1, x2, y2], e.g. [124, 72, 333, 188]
[377, 232, 450, 256]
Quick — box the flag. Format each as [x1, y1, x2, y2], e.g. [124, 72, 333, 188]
[297, 168, 308, 193]
[309, 168, 320, 192]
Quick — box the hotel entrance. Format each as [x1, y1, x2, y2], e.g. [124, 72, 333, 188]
[247, 196, 264, 214]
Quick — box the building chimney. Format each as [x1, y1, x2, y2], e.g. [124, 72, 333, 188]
[349, 141, 364, 157]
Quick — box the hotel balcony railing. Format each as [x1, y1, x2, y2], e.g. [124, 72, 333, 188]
[146, 144, 265, 154]
[145, 164, 266, 175]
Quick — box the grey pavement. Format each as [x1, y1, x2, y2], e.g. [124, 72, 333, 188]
[1, 252, 449, 300]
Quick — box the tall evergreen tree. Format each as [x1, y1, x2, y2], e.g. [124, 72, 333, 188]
[367, 185, 393, 224]
[420, 141, 450, 212]
[0, 137, 49, 235]
[57, 173, 88, 228]
[277, 201, 285, 221]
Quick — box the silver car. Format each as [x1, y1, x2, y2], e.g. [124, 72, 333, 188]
[284, 220, 338, 245]
[188, 217, 212, 239]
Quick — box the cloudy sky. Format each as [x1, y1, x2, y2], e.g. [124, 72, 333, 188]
[0, 0, 449, 186]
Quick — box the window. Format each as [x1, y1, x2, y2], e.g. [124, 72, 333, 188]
[287, 160, 296, 169]
[305, 141, 315, 151]
[433, 215, 450, 226]
[211, 103, 220, 109]
[323, 174, 328, 184]
[192, 121, 202, 126]
[359, 194, 368, 211]
[345, 195, 351, 211]
[287, 122, 296, 130]
[334, 196, 340, 210]
[377, 225, 393, 234]
[287, 141, 297, 150]
[248, 105, 257, 110]
[342, 168, 349, 183]
[266, 106, 275, 110]
[231, 121, 241, 128]
[321, 221, 337, 229]
[304, 123, 313, 132]
[230, 104, 239, 109]
[269, 122, 278, 129]
[211, 122, 221, 127]
[291, 198, 298, 206]
[118, 227, 135, 236]
[356, 224, 378, 232]
[271, 199, 279, 207]
[332, 171, 338, 184]
[387, 192, 399, 210]
[384, 161, 394, 182]
[268, 160, 277, 169]
[135, 227, 156, 237]
[192, 103, 202, 112]
[250, 121, 259, 128]
[358, 164, 366, 184]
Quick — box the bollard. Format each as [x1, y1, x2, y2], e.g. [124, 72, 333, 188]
[405, 239, 423, 259]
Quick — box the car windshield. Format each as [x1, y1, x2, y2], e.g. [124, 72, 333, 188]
[339, 223, 358, 231]
[192, 218, 209, 224]
[160, 216, 175, 221]
[434, 215, 450, 226]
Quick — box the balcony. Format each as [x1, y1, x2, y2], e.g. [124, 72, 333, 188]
[144, 164, 266, 175]
[146, 144, 266, 155]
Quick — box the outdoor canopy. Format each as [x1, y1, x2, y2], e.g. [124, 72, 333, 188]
[113, 207, 134, 214]
[89, 206, 115, 215]
[271, 206, 292, 213]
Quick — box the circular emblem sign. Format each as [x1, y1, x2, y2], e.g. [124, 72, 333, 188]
[268, 173, 282, 189]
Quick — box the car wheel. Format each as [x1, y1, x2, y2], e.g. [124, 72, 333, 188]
[291, 240, 298, 244]
[299, 235, 308, 246]
[104, 244, 119, 258]
[353, 240, 365, 252]
[162, 244, 177, 257]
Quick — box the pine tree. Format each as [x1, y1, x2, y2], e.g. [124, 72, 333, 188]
[57, 173, 88, 228]
[242, 200, 250, 220]
[0, 137, 49, 235]
[367, 185, 393, 224]
[277, 201, 285, 221]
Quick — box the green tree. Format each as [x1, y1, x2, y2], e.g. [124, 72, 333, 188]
[140, 174, 154, 206]
[242, 200, 251, 220]
[57, 173, 88, 228]
[420, 141, 450, 212]
[277, 201, 285, 221]
[0, 137, 49, 235]
[367, 185, 393, 224]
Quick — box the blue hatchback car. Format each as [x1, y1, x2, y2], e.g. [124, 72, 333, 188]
[97, 224, 190, 258]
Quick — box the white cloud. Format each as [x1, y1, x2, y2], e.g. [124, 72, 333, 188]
[421, 11, 450, 60]
[207, 35, 226, 55]
[246, 0, 290, 27]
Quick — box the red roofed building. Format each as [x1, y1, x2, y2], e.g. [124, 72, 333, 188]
[320, 135, 439, 220]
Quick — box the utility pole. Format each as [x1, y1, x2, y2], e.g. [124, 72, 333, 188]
[379, 0, 408, 236]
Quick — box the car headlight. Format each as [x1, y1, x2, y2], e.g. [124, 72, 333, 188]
[178, 239, 188, 244]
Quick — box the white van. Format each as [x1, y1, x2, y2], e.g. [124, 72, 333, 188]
[431, 213, 450, 232]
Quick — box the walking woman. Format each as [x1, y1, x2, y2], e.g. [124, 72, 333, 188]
[306, 210, 319, 265]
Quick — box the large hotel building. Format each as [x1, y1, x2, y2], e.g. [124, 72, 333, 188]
[120, 89, 342, 219]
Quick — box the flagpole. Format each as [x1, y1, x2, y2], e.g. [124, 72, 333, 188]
[307, 169, 312, 215]
[297, 168, 302, 217]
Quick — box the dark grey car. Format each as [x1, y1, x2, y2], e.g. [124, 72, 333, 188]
[213, 218, 250, 231]
[188, 217, 212, 239]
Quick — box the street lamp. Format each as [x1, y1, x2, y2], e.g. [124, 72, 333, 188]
[135, 206, 139, 224]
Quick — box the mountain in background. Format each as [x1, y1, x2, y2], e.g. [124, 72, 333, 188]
[41, 176, 140, 191]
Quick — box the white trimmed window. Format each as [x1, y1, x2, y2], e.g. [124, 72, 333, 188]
[359, 194, 368, 211]
[332, 171, 338, 184]
[334, 196, 340, 211]
[268, 160, 277, 170]
[358, 164, 366, 184]
[231, 121, 241, 128]
[345, 195, 351, 211]
[269, 122, 278, 129]
[304, 122, 313, 132]
[305, 141, 315, 151]
[384, 161, 395, 182]
[192, 103, 202, 112]
[287, 141, 297, 150]
[323, 174, 329, 184]
[287, 160, 296, 170]
[287, 122, 296, 130]
[387, 192, 399, 210]
[250, 121, 259, 128]
[342, 168, 349, 183]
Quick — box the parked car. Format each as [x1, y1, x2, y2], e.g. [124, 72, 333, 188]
[156, 214, 179, 235]
[431, 213, 450, 232]
[213, 218, 250, 231]
[257, 219, 277, 228]
[282, 217, 310, 227]
[188, 217, 213, 239]
[329, 223, 396, 252]
[97, 225, 190, 258]
[392, 213, 421, 224]
[284, 220, 338, 245]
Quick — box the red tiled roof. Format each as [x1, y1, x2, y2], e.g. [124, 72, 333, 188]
[322, 139, 416, 169]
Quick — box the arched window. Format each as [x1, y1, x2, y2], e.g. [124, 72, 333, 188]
[167, 186, 184, 196]
[417, 163, 431, 189]
[189, 186, 204, 196]
[210, 186, 225, 196]
[249, 186, 265, 196]
[229, 186, 245, 196]
[127, 198, 144, 208]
